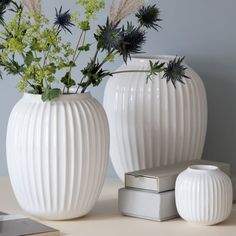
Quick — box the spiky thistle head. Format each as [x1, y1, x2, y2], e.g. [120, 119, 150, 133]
[0, 0, 12, 25]
[0, 7, 6, 25]
[136, 4, 162, 31]
[81, 61, 112, 88]
[118, 23, 146, 62]
[54, 6, 75, 34]
[95, 18, 123, 52]
[163, 57, 190, 87]
[0, 0, 12, 7]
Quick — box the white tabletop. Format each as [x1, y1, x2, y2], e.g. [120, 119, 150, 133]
[0, 177, 236, 236]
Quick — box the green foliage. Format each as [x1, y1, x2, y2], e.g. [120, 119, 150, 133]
[146, 60, 165, 82]
[0, 1, 189, 101]
[81, 61, 112, 90]
[0, 58, 24, 75]
[42, 87, 61, 102]
[25, 51, 34, 66]
[0, 8, 75, 99]
[61, 72, 76, 88]
[79, 20, 90, 31]
[78, 44, 91, 51]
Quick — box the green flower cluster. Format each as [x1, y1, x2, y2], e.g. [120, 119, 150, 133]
[75, 0, 105, 31]
[0, 0, 107, 101]
[76, 0, 105, 19]
[0, 10, 75, 97]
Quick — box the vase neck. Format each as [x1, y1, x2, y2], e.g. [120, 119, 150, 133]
[187, 165, 219, 174]
[22, 92, 91, 103]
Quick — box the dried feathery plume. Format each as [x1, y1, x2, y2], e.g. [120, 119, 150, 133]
[22, 0, 41, 14]
[110, 0, 145, 25]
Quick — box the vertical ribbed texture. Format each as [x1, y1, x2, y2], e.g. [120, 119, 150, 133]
[103, 56, 208, 181]
[6, 93, 109, 220]
[175, 166, 233, 225]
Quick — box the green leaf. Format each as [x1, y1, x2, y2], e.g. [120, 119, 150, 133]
[31, 85, 43, 94]
[30, 38, 40, 51]
[68, 61, 76, 67]
[146, 60, 165, 82]
[3, 60, 24, 75]
[105, 53, 115, 62]
[61, 72, 76, 88]
[81, 61, 112, 88]
[48, 63, 57, 73]
[49, 88, 61, 100]
[42, 88, 61, 102]
[25, 51, 34, 66]
[34, 57, 42, 63]
[78, 44, 91, 52]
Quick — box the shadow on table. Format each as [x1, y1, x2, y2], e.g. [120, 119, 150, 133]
[69, 198, 120, 222]
[219, 210, 236, 226]
[65, 199, 236, 226]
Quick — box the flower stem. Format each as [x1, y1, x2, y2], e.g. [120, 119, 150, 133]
[81, 81, 90, 93]
[74, 31, 87, 62]
[98, 49, 117, 69]
[65, 30, 85, 94]
[75, 76, 85, 94]
[72, 30, 84, 63]
[78, 47, 100, 93]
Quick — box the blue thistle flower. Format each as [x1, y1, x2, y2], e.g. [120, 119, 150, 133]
[95, 18, 123, 53]
[163, 57, 190, 87]
[136, 5, 162, 31]
[118, 23, 146, 62]
[54, 6, 74, 34]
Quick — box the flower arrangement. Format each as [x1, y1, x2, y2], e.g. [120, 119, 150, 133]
[0, 0, 189, 101]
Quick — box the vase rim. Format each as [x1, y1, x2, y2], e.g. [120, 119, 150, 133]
[131, 54, 184, 61]
[188, 165, 219, 172]
[23, 91, 91, 102]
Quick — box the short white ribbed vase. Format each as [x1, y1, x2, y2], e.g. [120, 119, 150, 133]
[104, 55, 208, 181]
[175, 165, 233, 225]
[6, 93, 109, 220]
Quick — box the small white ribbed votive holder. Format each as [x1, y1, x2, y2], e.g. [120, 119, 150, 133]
[175, 165, 233, 225]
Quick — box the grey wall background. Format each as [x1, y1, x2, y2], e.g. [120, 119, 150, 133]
[0, 0, 236, 176]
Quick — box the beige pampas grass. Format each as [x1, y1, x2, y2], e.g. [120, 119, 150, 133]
[22, 0, 42, 14]
[110, 0, 145, 25]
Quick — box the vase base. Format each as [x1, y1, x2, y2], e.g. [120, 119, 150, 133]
[22, 209, 92, 221]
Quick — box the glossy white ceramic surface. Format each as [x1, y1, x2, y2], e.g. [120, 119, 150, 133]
[103, 55, 208, 181]
[175, 165, 233, 225]
[6, 93, 109, 220]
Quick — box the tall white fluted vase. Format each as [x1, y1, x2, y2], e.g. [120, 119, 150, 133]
[6, 93, 109, 220]
[104, 55, 208, 181]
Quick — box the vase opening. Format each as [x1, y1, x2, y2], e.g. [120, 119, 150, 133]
[23, 91, 91, 102]
[131, 54, 183, 61]
[188, 165, 219, 172]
